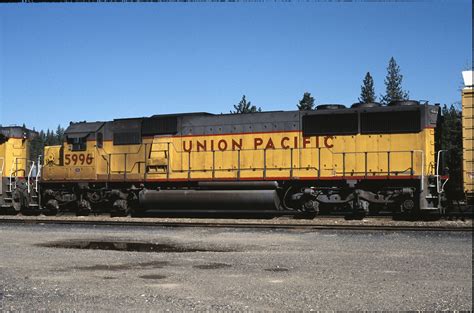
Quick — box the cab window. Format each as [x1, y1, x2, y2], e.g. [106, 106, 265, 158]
[96, 132, 103, 148]
[66, 136, 87, 151]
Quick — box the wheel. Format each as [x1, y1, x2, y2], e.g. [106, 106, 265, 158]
[42, 199, 59, 216]
[21, 207, 41, 216]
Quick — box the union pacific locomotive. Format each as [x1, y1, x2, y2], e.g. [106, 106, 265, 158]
[1, 77, 473, 217]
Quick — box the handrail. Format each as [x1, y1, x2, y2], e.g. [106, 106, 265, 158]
[413, 150, 425, 191]
[94, 142, 426, 184]
[9, 158, 14, 192]
[332, 150, 421, 178]
[436, 150, 448, 194]
[27, 161, 35, 194]
[177, 148, 422, 179]
[0, 156, 4, 176]
[8, 157, 35, 193]
[35, 155, 42, 193]
[99, 143, 146, 157]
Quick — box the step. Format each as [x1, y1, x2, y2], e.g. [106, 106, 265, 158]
[3, 198, 12, 201]
[29, 204, 39, 207]
[1, 204, 12, 208]
[425, 195, 439, 199]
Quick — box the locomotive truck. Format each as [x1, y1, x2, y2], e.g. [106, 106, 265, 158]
[0, 73, 472, 216]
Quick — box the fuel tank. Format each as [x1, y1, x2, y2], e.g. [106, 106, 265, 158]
[139, 189, 280, 210]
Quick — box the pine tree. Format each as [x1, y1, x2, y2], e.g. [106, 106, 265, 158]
[358, 72, 376, 103]
[231, 95, 261, 114]
[29, 130, 46, 162]
[297, 92, 315, 110]
[380, 57, 409, 104]
[55, 125, 65, 145]
[45, 129, 54, 146]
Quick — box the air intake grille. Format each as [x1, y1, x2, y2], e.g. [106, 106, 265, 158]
[360, 110, 421, 134]
[302, 113, 358, 136]
[142, 117, 178, 136]
[113, 132, 141, 145]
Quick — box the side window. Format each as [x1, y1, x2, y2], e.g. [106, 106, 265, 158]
[96, 132, 103, 148]
[66, 136, 87, 151]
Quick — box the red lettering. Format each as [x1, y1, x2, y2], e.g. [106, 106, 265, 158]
[232, 139, 242, 150]
[316, 136, 320, 148]
[265, 138, 275, 149]
[65, 153, 93, 166]
[210, 139, 215, 151]
[293, 136, 298, 148]
[324, 136, 334, 148]
[218, 139, 228, 151]
[86, 154, 93, 165]
[281, 137, 290, 149]
[71, 154, 78, 165]
[65, 154, 71, 165]
[303, 137, 311, 148]
[78, 154, 85, 165]
[197, 140, 207, 152]
[254, 138, 263, 149]
[183, 141, 192, 152]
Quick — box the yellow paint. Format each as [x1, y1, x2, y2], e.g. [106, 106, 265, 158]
[462, 87, 473, 196]
[42, 128, 436, 182]
[0, 137, 30, 179]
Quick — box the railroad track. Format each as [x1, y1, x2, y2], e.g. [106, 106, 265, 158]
[0, 215, 471, 232]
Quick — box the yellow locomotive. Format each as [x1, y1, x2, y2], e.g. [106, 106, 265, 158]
[462, 70, 473, 204]
[0, 126, 39, 214]
[38, 100, 446, 216]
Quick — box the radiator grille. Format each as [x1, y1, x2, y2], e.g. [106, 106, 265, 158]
[360, 110, 421, 134]
[302, 113, 358, 136]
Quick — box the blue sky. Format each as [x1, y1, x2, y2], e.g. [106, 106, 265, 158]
[0, 1, 472, 131]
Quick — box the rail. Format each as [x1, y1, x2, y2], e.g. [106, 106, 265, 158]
[0, 216, 471, 232]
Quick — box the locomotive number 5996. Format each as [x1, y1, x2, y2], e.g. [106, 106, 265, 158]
[64, 153, 94, 165]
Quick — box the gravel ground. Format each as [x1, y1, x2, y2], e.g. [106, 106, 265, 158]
[0, 224, 471, 311]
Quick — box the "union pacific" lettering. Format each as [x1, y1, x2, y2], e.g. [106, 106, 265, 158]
[182, 136, 334, 152]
